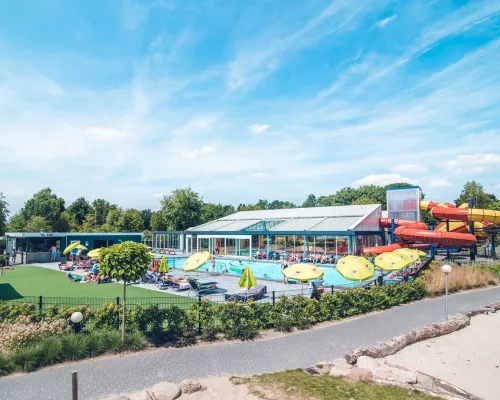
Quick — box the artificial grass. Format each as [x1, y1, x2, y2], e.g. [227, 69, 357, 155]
[0, 266, 184, 300]
[233, 370, 439, 400]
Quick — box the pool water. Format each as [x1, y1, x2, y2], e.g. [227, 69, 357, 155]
[165, 257, 377, 287]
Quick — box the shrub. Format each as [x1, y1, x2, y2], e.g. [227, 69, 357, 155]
[37, 336, 63, 366]
[10, 345, 43, 373]
[0, 303, 39, 322]
[123, 331, 148, 351]
[421, 264, 498, 296]
[0, 316, 69, 351]
[174, 330, 197, 348]
[0, 353, 15, 376]
[96, 330, 124, 353]
[92, 302, 122, 331]
[129, 304, 167, 334]
[217, 302, 259, 340]
[60, 334, 89, 361]
[200, 324, 220, 342]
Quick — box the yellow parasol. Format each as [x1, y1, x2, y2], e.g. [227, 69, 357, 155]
[87, 248, 101, 258]
[394, 248, 420, 261]
[238, 265, 257, 289]
[374, 252, 411, 272]
[63, 242, 81, 255]
[75, 244, 88, 251]
[283, 264, 324, 281]
[159, 256, 169, 273]
[183, 251, 211, 272]
[336, 256, 375, 281]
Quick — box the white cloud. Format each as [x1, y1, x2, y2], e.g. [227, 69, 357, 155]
[428, 179, 452, 188]
[86, 127, 126, 140]
[249, 172, 267, 179]
[375, 15, 396, 28]
[391, 164, 428, 174]
[445, 153, 500, 173]
[354, 173, 417, 186]
[181, 146, 216, 159]
[152, 192, 164, 198]
[248, 124, 270, 134]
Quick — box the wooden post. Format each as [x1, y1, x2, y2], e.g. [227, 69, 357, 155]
[72, 371, 78, 400]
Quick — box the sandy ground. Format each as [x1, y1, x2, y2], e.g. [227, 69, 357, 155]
[387, 312, 500, 400]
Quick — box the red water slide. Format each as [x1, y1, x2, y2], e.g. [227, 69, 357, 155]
[394, 226, 477, 247]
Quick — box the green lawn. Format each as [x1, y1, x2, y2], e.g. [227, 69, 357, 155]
[0, 266, 186, 301]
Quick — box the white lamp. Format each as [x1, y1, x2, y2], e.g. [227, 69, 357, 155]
[441, 264, 452, 320]
[70, 311, 84, 324]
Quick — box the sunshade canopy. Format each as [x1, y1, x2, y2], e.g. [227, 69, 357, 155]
[239, 265, 257, 289]
[374, 252, 411, 271]
[394, 248, 420, 261]
[87, 248, 101, 258]
[283, 264, 324, 281]
[183, 251, 211, 272]
[63, 242, 80, 255]
[336, 256, 375, 281]
[159, 256, 169, 273]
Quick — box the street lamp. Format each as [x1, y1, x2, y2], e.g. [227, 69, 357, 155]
[70, 311, 84, 333]
[441, 264, 452, 320]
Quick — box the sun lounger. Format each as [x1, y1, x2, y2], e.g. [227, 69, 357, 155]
[187, 278, 218, 296]
[224, 284, 267, 301]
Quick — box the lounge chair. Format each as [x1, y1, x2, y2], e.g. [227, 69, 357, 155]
[66, 273, 82, 282]
[224, 284, 267, 301]
[187, 278, 218, 296]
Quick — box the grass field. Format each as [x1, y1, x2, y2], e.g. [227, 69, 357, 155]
[0, 266, 183, 300]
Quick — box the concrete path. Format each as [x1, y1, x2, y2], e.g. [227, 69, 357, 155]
[1, 287, 499, 400]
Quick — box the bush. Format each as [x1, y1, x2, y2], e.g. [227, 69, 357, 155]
[92, 302, 122, 330]
[123, 331, 148, 351]
[421, 264, 498, 296]
[10, 345, 42, 373]
[0, 303, 39, 322]
[96, 330, 123, 353]
[37, 336, 63, 366]
[60, 334, 89, 361]
[217, 302, 259, 340]
[0, 353, 15, 376]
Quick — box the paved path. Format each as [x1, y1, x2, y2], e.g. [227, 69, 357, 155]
[1, 287, 499, 400]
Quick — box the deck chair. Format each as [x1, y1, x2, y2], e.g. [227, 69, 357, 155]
[66, 273, 82, 282]
[224, 284, 267, 301]
[187, 278, 218, 296]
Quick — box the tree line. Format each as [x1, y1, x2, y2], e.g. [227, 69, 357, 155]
[0, 180, 498, 237]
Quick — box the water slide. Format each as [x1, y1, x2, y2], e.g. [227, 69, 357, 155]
[360, 200, 500, 254]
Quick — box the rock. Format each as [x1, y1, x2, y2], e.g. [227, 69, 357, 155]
[486, 302, 500, 311]
[304, 367, 321, 375]
[329, 357, 351, 368]
[317, 364, 332, 375]
[416, 372, 439, 393]
[356, 356, 380, 370]
[115, 397, 131, 400]
[345, 368, 373, 382]
[329, 366, 351, 377]
[391, 369, 417, 384]
[345, 315, 470, 364]
[373, 366, 393, 381]
[465, 307, 495, 318]
[148, 382, 181, 400]
[181, 379, 207, 394]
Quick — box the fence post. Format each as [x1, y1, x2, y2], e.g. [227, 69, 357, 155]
[272, 291, 275, 306]
[116, 297, 120, 305]
[39, 295, 43, 313]
[331, 285, 334, 294]
[197, 295, 202, 334]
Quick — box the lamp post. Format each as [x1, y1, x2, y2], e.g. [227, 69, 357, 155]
[441, 264, 452, 320]
[70, 311, 84, 333]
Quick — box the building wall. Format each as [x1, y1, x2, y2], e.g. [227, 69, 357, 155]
[353, 205, 382, 232]
[63, 234, 142, 251]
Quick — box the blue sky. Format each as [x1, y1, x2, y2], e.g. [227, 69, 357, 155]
[1, 0, 500, 213]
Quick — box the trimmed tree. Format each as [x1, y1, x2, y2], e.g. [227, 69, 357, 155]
[99, 241, 153, 340]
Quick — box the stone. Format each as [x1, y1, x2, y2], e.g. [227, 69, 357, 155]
[115, 397, 131, 400]
[148, 382, 181, 400]
[373, 366, 393, 381]
[181, 379, 207, 394]
[391, 369, 417, 384]
[329, 366, 351, 377]
[345, 315, 470, 364]
[329, 357, 351, 367]
[416, 372, 439, 393]
[356, 356, 380, 370]
[317, 364, 332, 375]
[345, 368, 373, 382]
[465, 307, 495, 318]
[304, 367, 321, 375]
[486, 302, 500, 311]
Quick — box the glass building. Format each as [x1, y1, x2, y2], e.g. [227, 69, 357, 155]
[153, 204, 384, 257]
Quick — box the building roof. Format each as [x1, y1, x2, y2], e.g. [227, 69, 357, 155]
[187, 204, 382, 234]
[6, 232, 143, 238]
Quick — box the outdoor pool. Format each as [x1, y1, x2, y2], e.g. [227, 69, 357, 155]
[165, 257, 378, 287]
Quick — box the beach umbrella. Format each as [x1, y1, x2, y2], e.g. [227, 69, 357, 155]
[183, 251, 211, 272]
[87, 248, 101, 258]
[63, 242, 81, 255]
[159, 256, 169, 274]
[75, 244, 88, 251]
[394, 248, 420, 261]
[374, 252, 411, 272]
[336, 256, 375, 281]
[282, 264, 324, 281]
[238, 265, 257, 289]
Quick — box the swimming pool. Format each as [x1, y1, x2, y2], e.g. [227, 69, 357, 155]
[165, 257, 378, 287]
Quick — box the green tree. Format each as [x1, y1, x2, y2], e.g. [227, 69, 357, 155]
[92, 199, 112, 226]
[80, 214, 97, 232]
[7, 213, 26, 232]
[201, 203, 235, 223]
[99, 241, 153, 339]
[67, 197, 91, 226]
[140, 209, 153, 231]
[237, 203, 262, 211]
[106, 208, 124, 230]
[25, 216, 52, 232]
[54, 210, 75, 232]
[150, 211, 169, 231]
[455, 181, 497, 208]
[268, 200, 296, 209]
[0, 193, 9, 235]
[302, 194, 318, 208]
[116, 209, 144, 232]
[159, 188, 203, 230]
[21, 188, 65, 230]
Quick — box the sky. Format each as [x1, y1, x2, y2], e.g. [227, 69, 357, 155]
[1, 0, 500, 214]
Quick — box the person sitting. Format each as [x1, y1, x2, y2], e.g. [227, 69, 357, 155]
[91, 263, 99, 276]
[66, 273, 82, 282]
